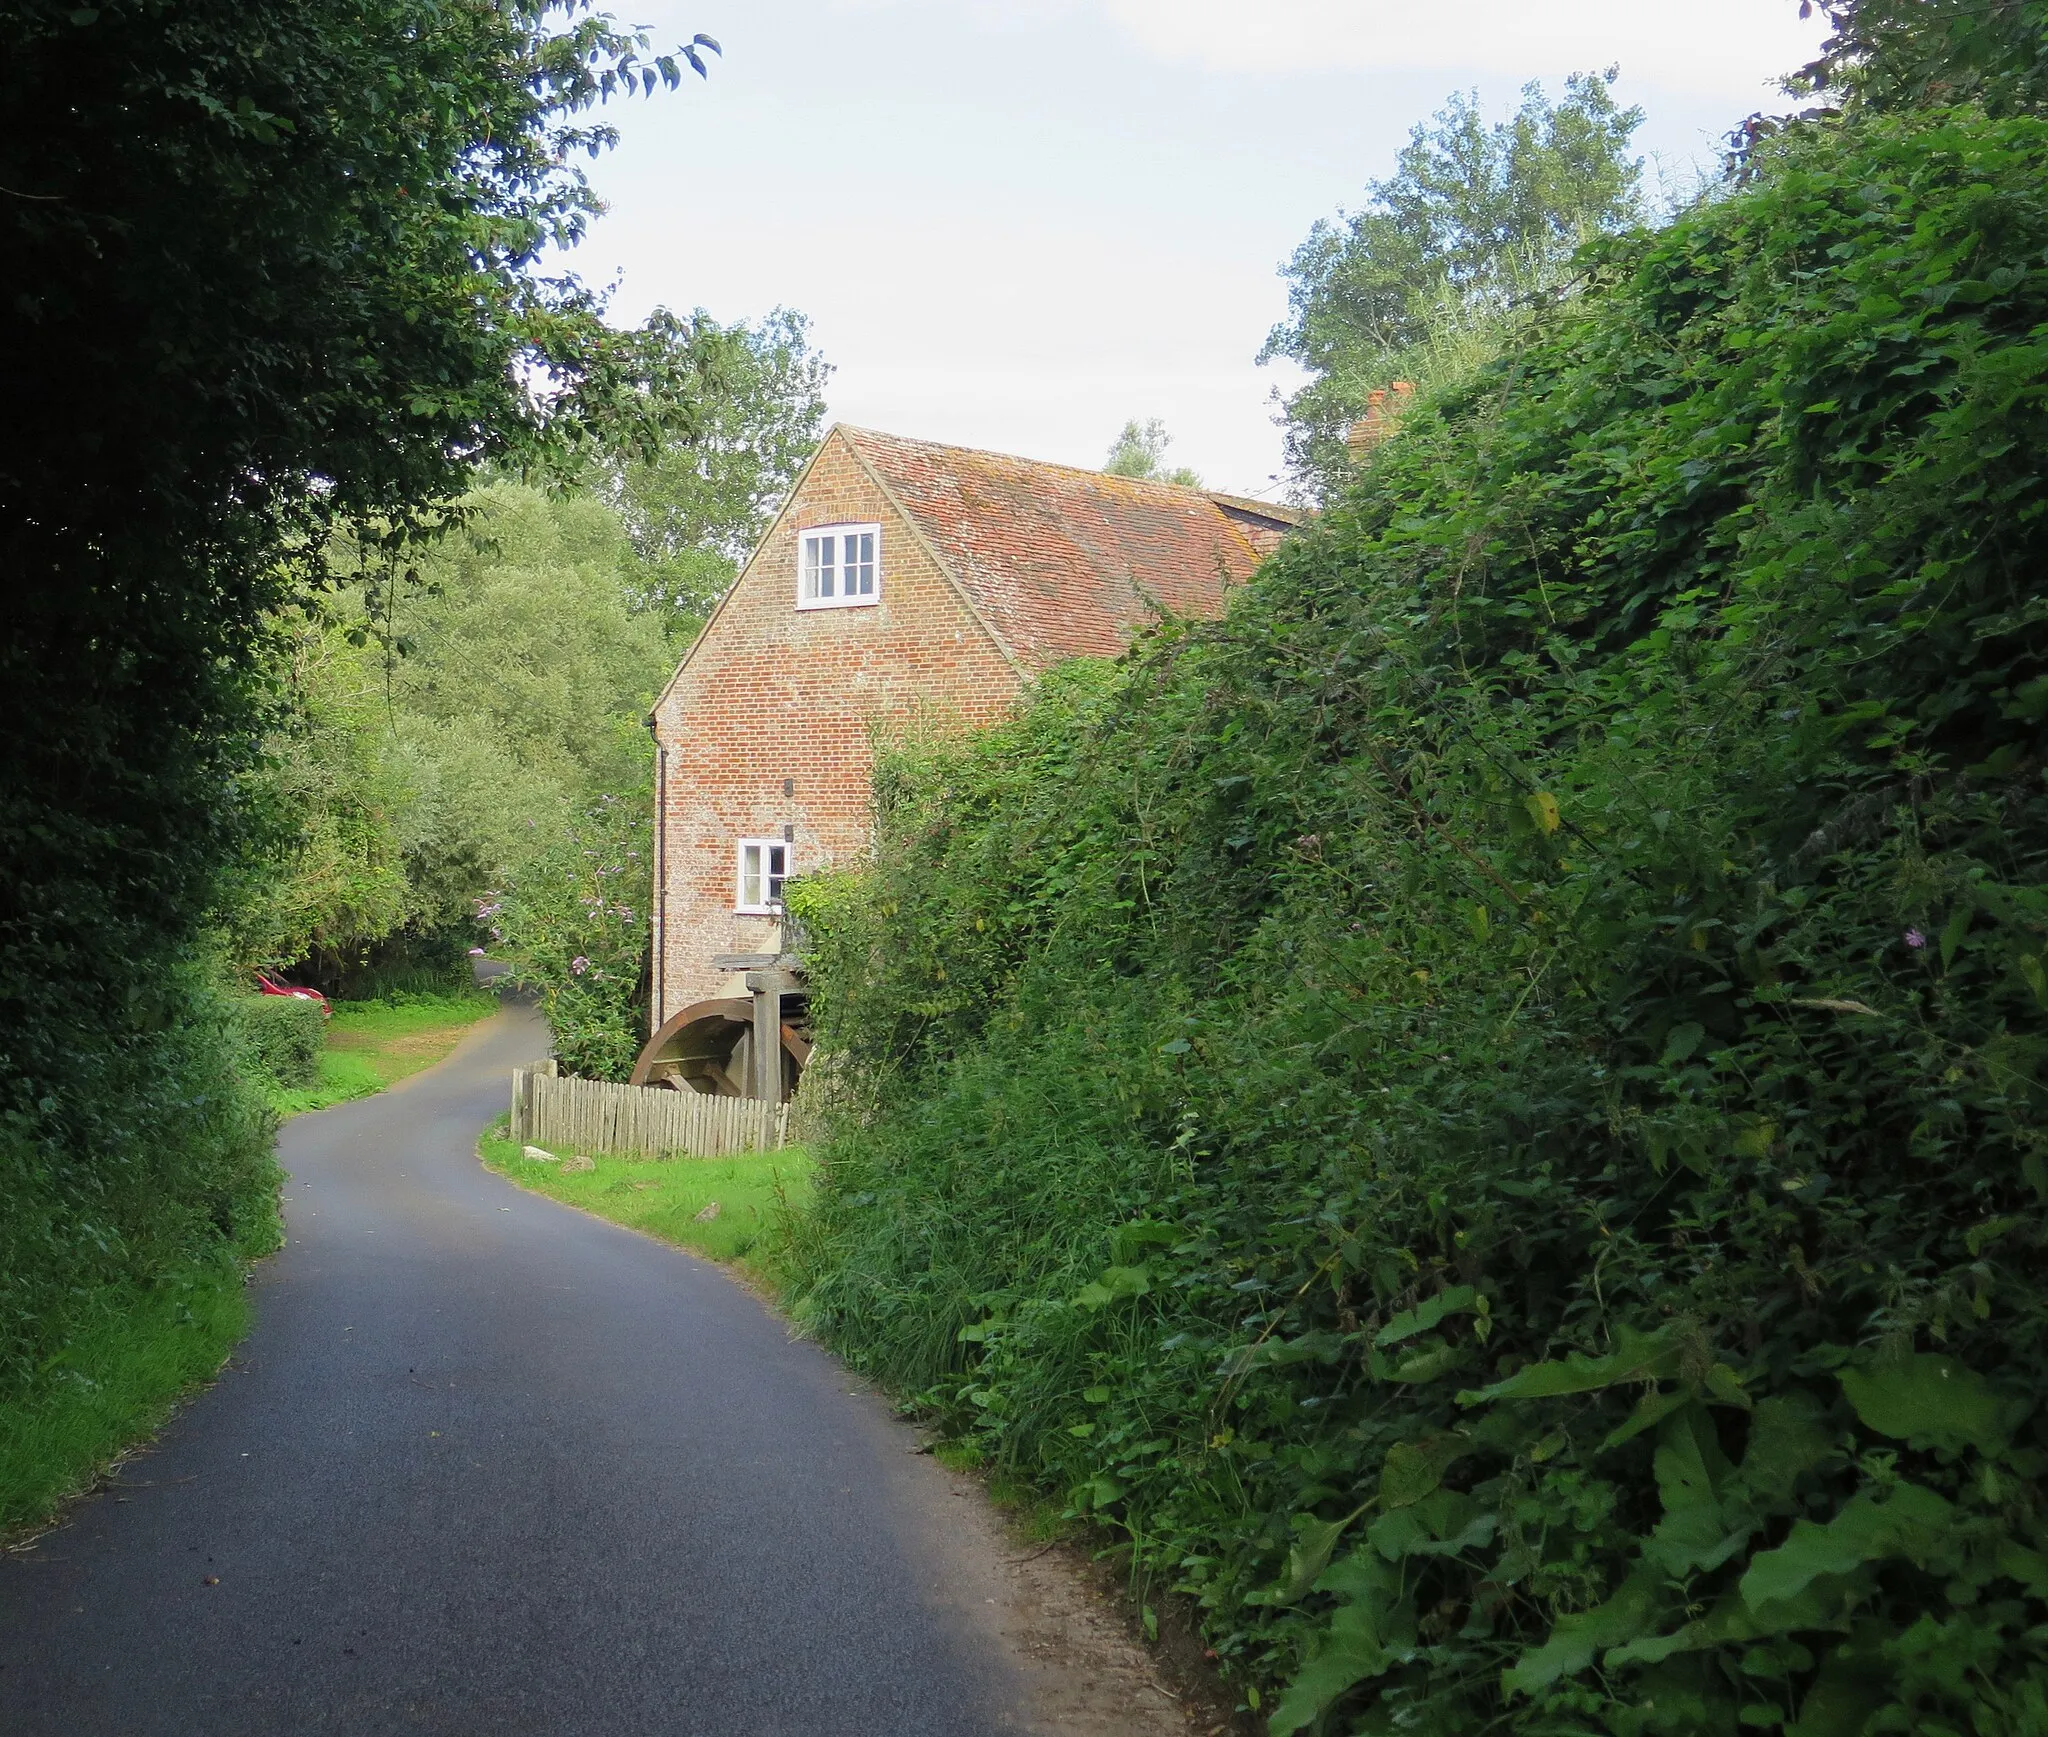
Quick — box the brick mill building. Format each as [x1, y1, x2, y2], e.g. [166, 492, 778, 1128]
[629, 424, 1297, 1095]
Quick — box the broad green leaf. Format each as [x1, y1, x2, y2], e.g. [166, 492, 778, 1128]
[1605, 1578, 1842, 1669]
[1642, 1404, 1750, 1576]
[1072, 1263, 1150, 1310]
[1108, 1219, 1181, 1263]
[1599, 1383, 1693, 1452]
[1368, 1489, 1495, 1561]
[1997, 1540, 2048, 1596]
[1460, 1324, 1683, 1406]
[1703, 1362, 1753, 1410]
[1661, 1021, 1705, 1065]
[1737, 1391, 1837, 1503]
[1374, 1284, 1478, 1347]
[1380, 1339, 1472, 1384]
[1378, 1434, 1469, 1509]
[1259, 1507, 1365, 1607]
[1267, 1553, 1412, 1737]
[1786, 1646, 1893, 1737]
[1503, 1569, 1663, 1695]
[1605, 1590, 1766, 1668]
[1939, 903, 1973, 970]
[1839, 1353, 2006, 1457]
[1739, 1482, 1954, 1615]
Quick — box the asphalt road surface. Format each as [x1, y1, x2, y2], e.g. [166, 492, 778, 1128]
[0, 1006, 1065, 1737]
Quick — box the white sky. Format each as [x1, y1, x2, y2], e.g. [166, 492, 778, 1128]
[580, 1, 1826, 497]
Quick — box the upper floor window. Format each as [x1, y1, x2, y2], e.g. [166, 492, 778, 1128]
[797, 524, 880, 609]
[736, 838, 789, 914]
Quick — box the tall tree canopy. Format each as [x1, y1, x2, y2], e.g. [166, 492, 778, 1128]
[0, 0, 702, 1080]
[1102, 418, 1202, 488]
[0, 0, 713, 1428]
[1799, 0, 2048, 117]
[598, 306, 832, 636]
[1260, 71, 1644, 498]
[229, 485, 677, 985]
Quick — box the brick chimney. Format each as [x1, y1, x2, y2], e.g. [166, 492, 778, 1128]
[1345, 380, 1415, 462]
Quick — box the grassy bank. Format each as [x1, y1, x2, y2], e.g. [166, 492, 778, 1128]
[1, 967, 280, 1541]
[270, 988, 499, 1116]
[0, 1255, 254, 1535]
[478, 1120, 812, 1274]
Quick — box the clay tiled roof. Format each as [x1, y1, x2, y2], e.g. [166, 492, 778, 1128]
[840, 426, 1295, 671]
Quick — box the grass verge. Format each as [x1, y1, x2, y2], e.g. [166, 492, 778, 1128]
[478, 1118, 813, 1276]
[0, 1253, 252, 1536]
[270, 987, 499, 1116]
[3, 991, 491, 1538]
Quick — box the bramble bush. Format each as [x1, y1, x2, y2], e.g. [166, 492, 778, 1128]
[784, 107, 2048, 1734]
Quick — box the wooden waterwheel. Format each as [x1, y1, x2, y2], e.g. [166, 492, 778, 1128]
[629, 996, 810, 1097]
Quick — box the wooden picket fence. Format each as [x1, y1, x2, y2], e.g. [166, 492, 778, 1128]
[509, 1067, 789, 1158]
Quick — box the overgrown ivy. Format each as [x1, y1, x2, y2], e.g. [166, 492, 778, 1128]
[784, 106, 2048, 1734]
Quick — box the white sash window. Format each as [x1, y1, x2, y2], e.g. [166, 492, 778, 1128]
[797, 524, 880, 609]
[736, 839, 789, 913]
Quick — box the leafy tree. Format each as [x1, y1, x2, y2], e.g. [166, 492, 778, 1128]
[1103, 418, 1203, 488]
[0, 0, 713, 1456]
[382, 483, 670, 939]
[222, 624, 413, 974]
[1, 0, 709, 1089]
[484, 791, 652, 1081]
[1797, 0, 2048, 117]
[232, 483, 673, 989]
[598, 307, 831, 636]
[1260, 71, 1644, 497]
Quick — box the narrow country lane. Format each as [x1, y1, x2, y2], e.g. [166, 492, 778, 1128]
[0, 1007, 1157, 1737]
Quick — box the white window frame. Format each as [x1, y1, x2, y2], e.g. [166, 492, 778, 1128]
[796, 522, 881, 610]
[735, 838, 790, 914]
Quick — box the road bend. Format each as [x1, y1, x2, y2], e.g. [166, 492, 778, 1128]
[0, 1006, 1041, 1736]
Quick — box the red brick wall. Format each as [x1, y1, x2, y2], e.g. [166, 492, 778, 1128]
[649, 432, 1025, 1029]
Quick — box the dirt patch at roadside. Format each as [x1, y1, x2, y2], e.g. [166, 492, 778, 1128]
[326, 1025, 468, 1059]
[851, 1384, 1256, 1737]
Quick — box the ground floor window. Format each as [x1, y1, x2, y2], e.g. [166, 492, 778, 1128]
[735, 838, 789, 913]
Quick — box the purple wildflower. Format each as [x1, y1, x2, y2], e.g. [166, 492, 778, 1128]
[571, 955, 590, 976]
[1905, 928, 1928, 949]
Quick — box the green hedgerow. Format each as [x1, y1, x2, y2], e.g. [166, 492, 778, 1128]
[783, 106, 2048, 1735]
[0, 962, 280, 1421]
[231, 994, 324, 1088]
